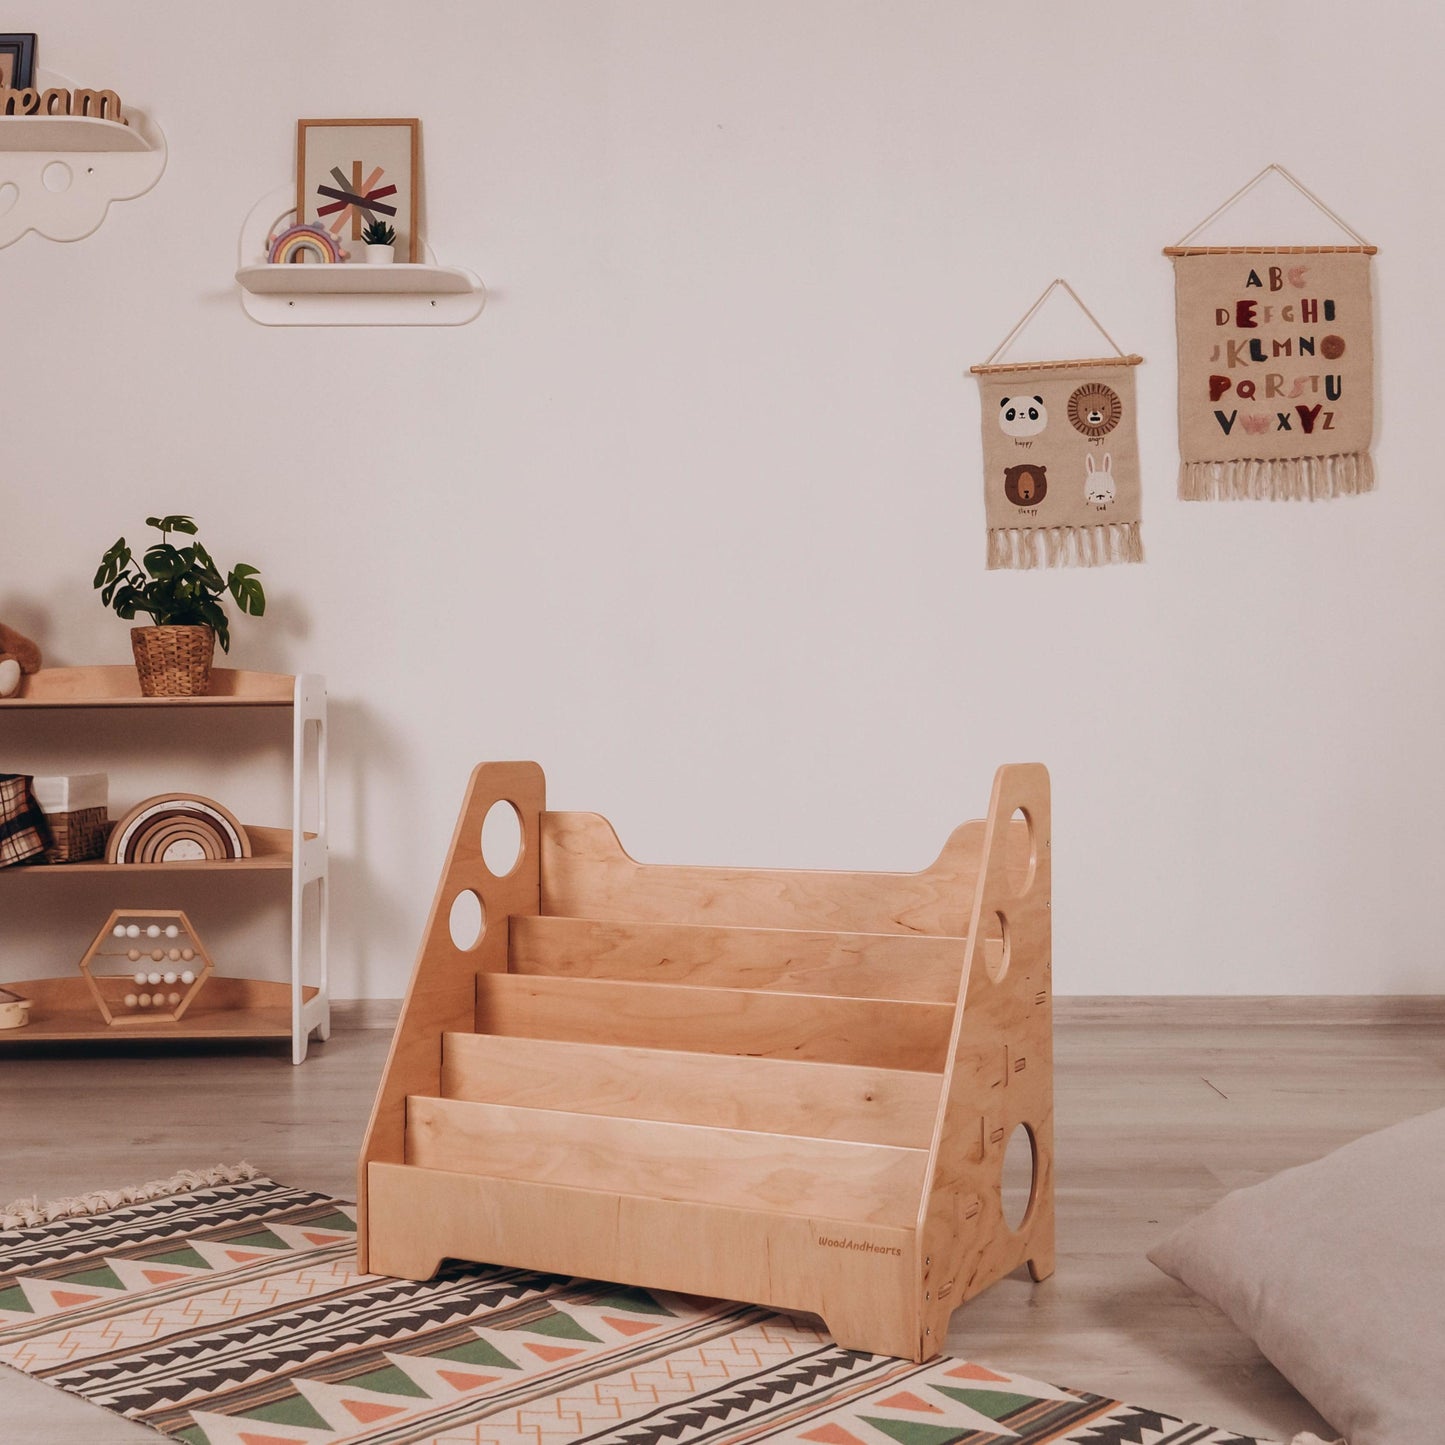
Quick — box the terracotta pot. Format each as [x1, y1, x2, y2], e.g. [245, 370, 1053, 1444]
[130, 625, 216, 697]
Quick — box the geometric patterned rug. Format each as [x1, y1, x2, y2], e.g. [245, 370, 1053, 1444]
[0, 1172, 1282, 1445]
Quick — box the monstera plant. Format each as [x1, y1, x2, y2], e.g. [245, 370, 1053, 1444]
[94, 515, 266, 696]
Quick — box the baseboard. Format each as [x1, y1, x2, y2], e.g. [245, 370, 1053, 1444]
[331, 998, 402, 1030]
[1055, 995, 1445, 1026]
[334, 995, 1444, 1032]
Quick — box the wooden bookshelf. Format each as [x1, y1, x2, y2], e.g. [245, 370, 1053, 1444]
[0, 667, 330, 1062]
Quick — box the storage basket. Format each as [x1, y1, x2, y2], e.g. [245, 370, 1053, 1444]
[32, 774, 109, 863]
[130, 625, 216, 697]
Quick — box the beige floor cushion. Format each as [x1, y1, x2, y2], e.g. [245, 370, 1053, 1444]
[1149, 1105, 1445, 1445]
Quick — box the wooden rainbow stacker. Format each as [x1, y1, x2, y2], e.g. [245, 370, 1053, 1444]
[360, 761, 1054, 1361]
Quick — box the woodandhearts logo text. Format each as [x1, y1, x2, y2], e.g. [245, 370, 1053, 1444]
[816, 1235, 902, 1256]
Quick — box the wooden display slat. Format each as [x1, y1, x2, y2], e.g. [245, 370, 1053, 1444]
[441, 1032, 940, 1146]
[509, 915, 968, 1001]
[406, 1097, 926, 1226]
[475, 971, 955, 1071]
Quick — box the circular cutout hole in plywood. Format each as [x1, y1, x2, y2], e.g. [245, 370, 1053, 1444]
[481, 799, 523, 877]
[1008, 807, 1037, 895]
[982, 910, 1011, 982]
[448, 890, 486, 951]
[1001, 1122, 1037, 1231]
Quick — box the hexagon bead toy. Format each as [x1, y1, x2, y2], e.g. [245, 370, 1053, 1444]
[78, 910, 215, 1026]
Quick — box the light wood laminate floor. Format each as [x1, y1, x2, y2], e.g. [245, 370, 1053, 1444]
[2, 1003, 1441, 1443]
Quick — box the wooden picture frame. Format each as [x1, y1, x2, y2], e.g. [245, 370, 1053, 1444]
[296, 118, 420, 264]
[0, 34, 36, 90]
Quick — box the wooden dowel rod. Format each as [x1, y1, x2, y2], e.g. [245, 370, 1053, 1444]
[970, 354, 1143, 377]
[1163, 245, 1378, 256]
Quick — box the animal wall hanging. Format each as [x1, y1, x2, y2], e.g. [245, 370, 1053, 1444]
[971, 280, 1144, 569]
[1165, 165, 1377, 502]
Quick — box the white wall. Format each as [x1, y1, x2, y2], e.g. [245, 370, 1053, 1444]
[3, 1, 1442, 997]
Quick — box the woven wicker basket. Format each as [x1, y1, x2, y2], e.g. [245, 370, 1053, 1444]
[130, 625, 216, 697]
[45, 807, 110, 863]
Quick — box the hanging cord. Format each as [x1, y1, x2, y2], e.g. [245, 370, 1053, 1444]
[1167, 163, 1374, 253]
[977, 278, 1136, 371]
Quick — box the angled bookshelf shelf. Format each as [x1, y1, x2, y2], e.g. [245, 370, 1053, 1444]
[0, 666, 329, 1062]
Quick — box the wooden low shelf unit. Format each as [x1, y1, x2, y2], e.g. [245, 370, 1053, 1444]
[359, 760, 1053, 1362]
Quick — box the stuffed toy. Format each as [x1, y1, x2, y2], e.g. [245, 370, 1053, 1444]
[0, 622, 42, 698]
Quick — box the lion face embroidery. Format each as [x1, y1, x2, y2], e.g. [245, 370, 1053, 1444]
[1067, 383, 1122, 439]
[1003, 463, 1048, 506]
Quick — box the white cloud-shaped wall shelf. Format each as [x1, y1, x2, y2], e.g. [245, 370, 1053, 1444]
[0, 72, 165, 247]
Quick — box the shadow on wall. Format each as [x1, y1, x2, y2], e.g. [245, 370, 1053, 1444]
[328, 696, 413, 998]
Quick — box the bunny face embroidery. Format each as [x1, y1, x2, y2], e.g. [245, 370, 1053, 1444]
[1084, 452, 1115, 507]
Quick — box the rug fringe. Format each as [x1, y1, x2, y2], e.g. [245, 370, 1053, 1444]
[1, 1162, 259, 1231]
[988, 521, 1144, 570]
[1179, 451, 1375, 501]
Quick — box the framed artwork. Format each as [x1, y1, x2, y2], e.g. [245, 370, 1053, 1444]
[0, 33, 36, 89]
[297, 118, 420, 263]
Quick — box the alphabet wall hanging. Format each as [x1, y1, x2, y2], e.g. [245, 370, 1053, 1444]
[971, 280, 1144, 569]
[1165, 165, 1377, 501]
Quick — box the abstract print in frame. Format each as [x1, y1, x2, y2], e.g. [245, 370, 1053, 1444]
[297, 118, 420, 263]
[972, 280, 1145, 570]
[1165, 165, 1377, 501]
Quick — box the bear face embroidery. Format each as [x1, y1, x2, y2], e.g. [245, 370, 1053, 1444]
[998, 395, 1047, 438]
[1003, 463, 1048, 506]
[1067, 383, 1122, 438]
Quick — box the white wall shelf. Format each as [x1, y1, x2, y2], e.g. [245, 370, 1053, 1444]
[236, 185, 486, 327]
[0, 72, 166, 247]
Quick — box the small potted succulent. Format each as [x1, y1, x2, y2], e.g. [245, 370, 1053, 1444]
[94, 515, 266, 697]
[362, 217, 397, 264]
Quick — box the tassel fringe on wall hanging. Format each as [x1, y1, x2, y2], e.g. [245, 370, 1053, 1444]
[971, 280, 1145, 570]
[1165, 164, 1377, 502]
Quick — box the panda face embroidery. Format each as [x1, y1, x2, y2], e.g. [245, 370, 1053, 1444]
[998, 395, 1047, 438]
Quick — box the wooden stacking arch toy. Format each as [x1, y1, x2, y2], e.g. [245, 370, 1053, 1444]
[360, 761, 1054, 1362]
[106, 793, 251, 865]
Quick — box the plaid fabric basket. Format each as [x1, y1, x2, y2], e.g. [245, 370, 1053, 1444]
[0, 774, 53, 867]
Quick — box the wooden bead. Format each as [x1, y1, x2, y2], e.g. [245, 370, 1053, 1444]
[133, 972, 147, 985]
[147, 971, 161, 985]
[167, 992, 180, 1006]
[146, 925, 161, 938]
[151, 950, 165, 963]
[127, 949, 141, 962]
[112, 924, 127, 938]
[138, 993, 151, 1007]
[181, 948, 195, 962]
[180, 970, 195, 985]
[164, 925, 179, 938]
[163, 972, 177, 985]
[123, 994, 138, 1008]
[125, 924, 140, 938]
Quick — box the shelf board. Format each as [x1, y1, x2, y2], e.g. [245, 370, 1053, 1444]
[1, 665, 295, 708]
[0, 114, 153, 154]
[235, 262, 486, 328]
[0, 976, 318, 1042]
[236, 262, 478, 296]
[0, 825, 311, 877]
